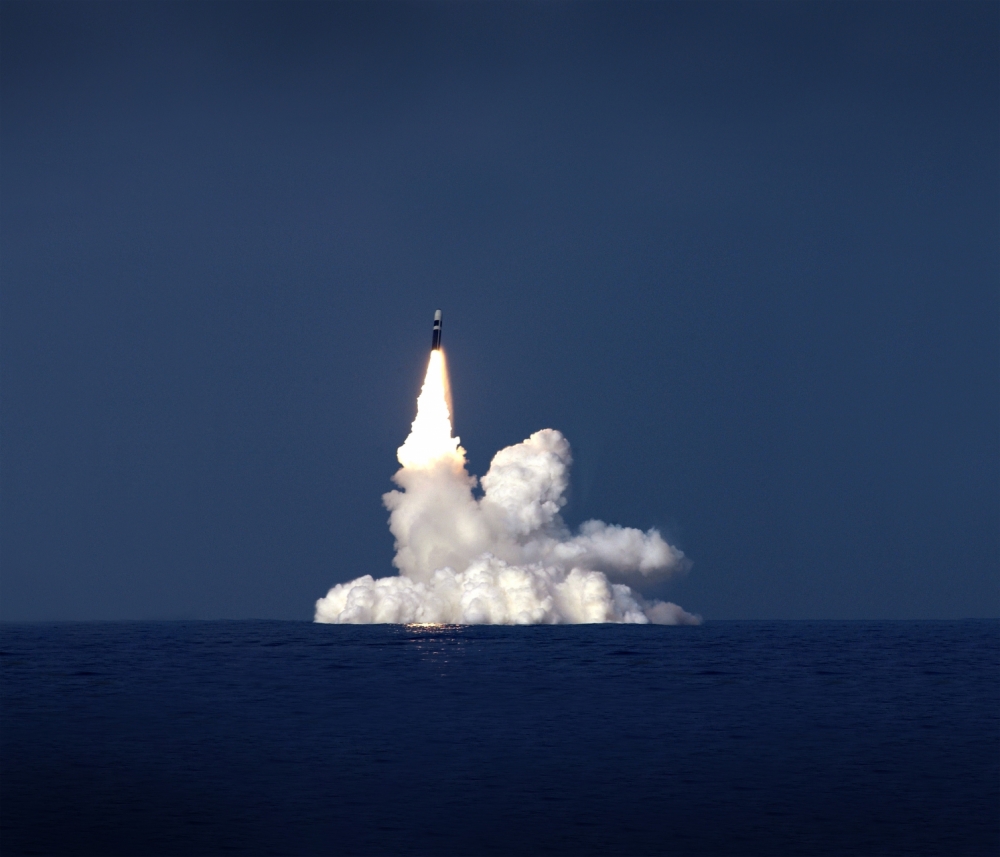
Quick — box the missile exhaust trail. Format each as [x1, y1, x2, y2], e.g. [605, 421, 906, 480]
[431, 309, 442, 351]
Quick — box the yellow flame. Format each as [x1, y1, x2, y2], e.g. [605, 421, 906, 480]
[397, 349, 463, 469]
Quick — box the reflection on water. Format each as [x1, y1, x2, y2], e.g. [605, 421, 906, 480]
[403, 623, 468, 665]
[404, 623, 463, 632]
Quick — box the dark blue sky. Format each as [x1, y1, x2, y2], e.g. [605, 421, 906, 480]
[2, 1, 997, 620]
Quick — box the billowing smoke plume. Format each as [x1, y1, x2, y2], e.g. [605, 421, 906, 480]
[316, 351, 699, 625]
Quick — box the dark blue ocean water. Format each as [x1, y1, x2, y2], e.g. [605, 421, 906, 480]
[1, 621, 997, 856]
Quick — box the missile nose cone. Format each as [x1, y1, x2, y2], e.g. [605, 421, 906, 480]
[431, 310, 443, 350]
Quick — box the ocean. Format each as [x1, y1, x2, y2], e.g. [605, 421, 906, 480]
[1, 620, 997, 856]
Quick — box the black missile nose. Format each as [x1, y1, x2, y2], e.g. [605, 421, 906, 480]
[431, 310, 443, 350]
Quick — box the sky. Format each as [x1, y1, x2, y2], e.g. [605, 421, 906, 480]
[1, 1, 997, 621]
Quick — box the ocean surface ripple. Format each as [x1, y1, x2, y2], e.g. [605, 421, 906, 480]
[2, 620, 997, 856]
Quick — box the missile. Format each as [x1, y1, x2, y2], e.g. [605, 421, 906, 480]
[431, 309, 442, 351]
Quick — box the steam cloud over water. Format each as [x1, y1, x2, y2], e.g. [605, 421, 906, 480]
[316, 350, 699, 625]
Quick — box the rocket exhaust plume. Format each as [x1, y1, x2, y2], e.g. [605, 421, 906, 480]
[315, 312, 699, 625]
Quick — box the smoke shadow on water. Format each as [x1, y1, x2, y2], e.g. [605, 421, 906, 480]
[1, 620, 998, 856]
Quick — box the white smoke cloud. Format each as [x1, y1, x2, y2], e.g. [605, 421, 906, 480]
[316, 351, 699, 626]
